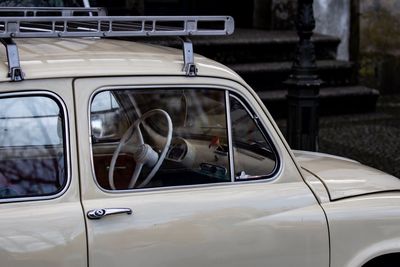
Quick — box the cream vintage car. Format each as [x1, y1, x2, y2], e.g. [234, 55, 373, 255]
[0, 7, 399, 267]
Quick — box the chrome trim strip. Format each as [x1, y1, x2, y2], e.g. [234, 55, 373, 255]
[87, 83, 283, 195]
[0, 90, 71, 204]
[225, 90, 235, 182]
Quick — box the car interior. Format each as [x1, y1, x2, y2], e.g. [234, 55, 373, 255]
[90, 88, 277, 191]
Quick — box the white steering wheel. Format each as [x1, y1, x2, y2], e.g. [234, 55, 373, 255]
[108, 109, 173, 190]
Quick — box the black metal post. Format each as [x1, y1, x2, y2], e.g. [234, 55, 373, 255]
[286, 0, 322, 151]
[350, 0, 360, 83]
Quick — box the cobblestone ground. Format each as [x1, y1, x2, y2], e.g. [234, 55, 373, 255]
[276, 94, 400, 178]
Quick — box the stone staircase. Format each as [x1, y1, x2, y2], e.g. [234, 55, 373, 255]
[137, 28, 379, 118]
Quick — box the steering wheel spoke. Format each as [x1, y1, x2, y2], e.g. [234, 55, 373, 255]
[108, 109, 173, 190]
[128, 163, 143, 189]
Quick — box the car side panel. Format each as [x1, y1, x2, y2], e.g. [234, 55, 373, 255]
[0, 79, 87, 267]
[74, 76, 330, 267]
[324, 193, 400, 267]
[0, 201, 86, 267]
[84, 182, 329, 267]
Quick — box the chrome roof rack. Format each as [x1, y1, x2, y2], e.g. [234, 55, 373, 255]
[0, 7, 235, 81]
[0, 7, 107, 17]
[0, 15, 234, 38]
[0, 38, 23, 82]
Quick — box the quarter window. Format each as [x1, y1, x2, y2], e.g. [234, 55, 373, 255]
[0, 95, 67, 200]
[230, 95, 277, 180]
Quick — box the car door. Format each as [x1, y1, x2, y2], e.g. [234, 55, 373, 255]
[75, 76, 329, 267]
[0, 79, 86, 267]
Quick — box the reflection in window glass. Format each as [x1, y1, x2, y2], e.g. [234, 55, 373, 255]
[0, 96, 62, 146]
[0, 95, 66, 200]
[91, 91, 120, 113]
[91, 89, 230, 190]
[230, 95, 277, 180]
[91, 91, 126, 141]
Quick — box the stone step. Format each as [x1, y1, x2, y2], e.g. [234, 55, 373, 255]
[258, 86, 380, 118]
[230, 60, 357, 90]
[133, 29, 341, 63]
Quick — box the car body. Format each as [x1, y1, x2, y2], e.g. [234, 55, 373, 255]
[0, 17, 400, 267]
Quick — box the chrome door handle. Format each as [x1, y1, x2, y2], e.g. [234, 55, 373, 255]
[87, 208, 132, 220]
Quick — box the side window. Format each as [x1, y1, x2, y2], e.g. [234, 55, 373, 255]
[230, 95, 277, 180]
[91, 91, 128, 142]
[0, 95, 67, 200]
[91, 89, 230, 190]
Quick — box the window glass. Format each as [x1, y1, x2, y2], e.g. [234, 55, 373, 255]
[91, 91, 120, 113]
[91, 89, 230, 190]
[91, 91, 127, 141]
[0, 96, 61, 146]
[0, 95, 67, 200]
[230, 95, 277, 180]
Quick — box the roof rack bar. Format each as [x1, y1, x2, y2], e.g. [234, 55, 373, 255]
[0, 38, 23, 82]
[0, 16, 234, 38]
[0, 10, 235, 79]
[0, 7, 107, 17]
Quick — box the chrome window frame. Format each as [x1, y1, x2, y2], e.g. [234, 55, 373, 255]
[88, 84, 282, 194]
[229, 93, 281, 181]
[225, 90, 235, 182]
[0, 91, 71, 204]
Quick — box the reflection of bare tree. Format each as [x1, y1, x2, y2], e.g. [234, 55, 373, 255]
[0, 96, 66, 199]
[0, 146, 65, 198]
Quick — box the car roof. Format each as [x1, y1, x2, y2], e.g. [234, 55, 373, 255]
[0, 38, 242, 82]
